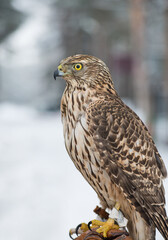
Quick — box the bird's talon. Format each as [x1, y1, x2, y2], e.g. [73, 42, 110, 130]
[69, 229, 75, 240]
[88, 219, 104, 231]
[75, 222, 89, 235]
[88, 221, 93, 231]
[70, 222, 90, 239]
[75, 223, 82, 236]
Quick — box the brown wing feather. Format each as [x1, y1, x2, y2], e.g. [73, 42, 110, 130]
[87, 96, 168, 239]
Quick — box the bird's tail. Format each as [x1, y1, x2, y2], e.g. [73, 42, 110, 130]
[153, 212, 168, 239]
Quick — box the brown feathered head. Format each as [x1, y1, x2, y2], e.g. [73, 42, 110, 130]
[54, 54, 114, 89]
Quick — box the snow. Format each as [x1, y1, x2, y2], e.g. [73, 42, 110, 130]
[0, 103, 98, 240]
[0, 103, 167, 240]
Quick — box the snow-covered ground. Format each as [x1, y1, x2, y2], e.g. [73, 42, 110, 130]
[0, 103, 167, 240]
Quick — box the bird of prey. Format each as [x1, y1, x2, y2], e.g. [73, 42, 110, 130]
[54, 54, 168, 240]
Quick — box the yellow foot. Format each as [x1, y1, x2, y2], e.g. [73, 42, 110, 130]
[90, 218, 119, 238]
[78, 223, 89, 232]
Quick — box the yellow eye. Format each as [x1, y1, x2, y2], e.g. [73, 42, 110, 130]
[74, 63, 83, 71]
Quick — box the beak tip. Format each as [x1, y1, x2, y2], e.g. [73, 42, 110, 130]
[53, 69, 59, 80]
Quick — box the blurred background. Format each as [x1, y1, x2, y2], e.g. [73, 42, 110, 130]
[0, 0, 168, 239]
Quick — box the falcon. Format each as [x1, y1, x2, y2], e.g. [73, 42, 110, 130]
[54, 54, 168, 240]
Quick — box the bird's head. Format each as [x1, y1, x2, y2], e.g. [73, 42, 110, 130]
[54, 54, 114, 90]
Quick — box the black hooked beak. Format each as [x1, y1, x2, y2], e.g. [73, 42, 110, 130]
[53, 69, 59, 80]
[53, 64, 64, 80]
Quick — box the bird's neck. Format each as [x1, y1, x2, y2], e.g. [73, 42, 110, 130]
[61, 82, 118, 120]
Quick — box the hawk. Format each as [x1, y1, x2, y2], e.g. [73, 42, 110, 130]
[54, 54, 168, 240]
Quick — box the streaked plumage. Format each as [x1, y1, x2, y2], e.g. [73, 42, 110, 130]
[54, 54, 168, 240]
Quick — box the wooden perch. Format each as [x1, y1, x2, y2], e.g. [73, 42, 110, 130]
[74, 228, 132, 240]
